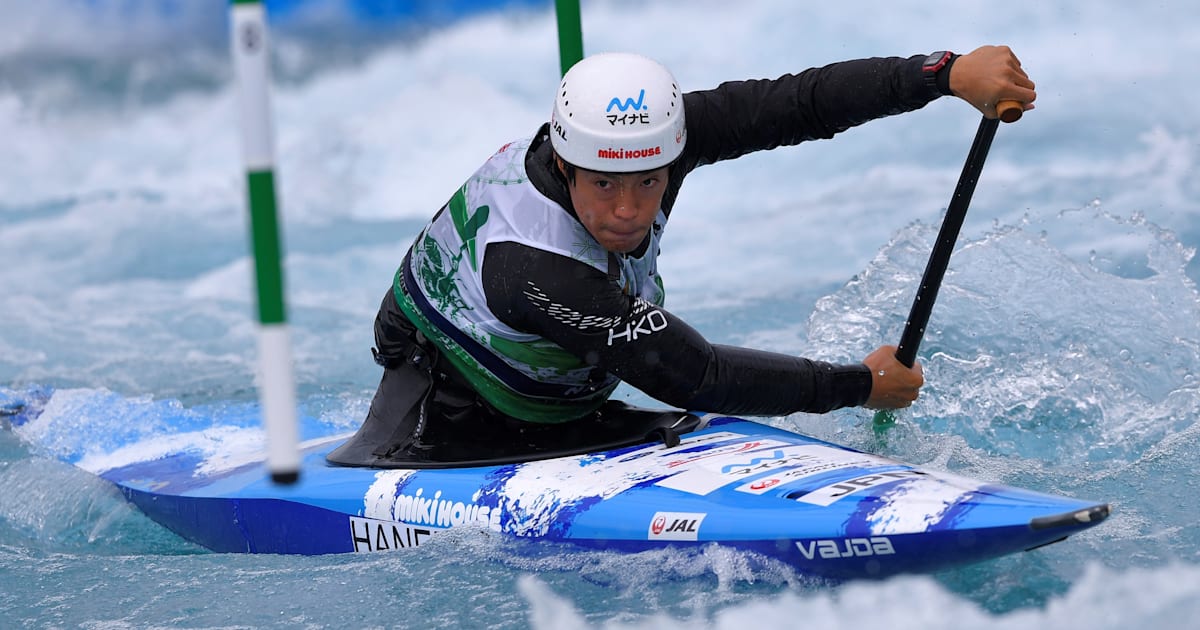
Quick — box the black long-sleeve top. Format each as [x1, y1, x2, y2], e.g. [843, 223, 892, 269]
[391, 55, 944, 416]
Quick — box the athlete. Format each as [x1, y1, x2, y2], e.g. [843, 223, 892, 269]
[332, 46, 1036, 464]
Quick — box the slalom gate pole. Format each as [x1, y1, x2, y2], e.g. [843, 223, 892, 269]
[874, 100, 1023, 427]
[229, 0, 301, 483]
[554, 0, 584, 74]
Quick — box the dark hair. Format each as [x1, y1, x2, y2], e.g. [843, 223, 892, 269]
[549, 148, 578, 186]
[560, 160, 577, 185]
[554, 152, 675, 189]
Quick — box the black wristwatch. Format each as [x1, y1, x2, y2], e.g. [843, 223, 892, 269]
[922, 51, 957, 96]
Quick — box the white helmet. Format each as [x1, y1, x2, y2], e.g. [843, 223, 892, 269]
[550, 52, 686, 173]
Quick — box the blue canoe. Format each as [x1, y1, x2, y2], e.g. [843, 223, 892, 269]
[0, 387, 1108, 580]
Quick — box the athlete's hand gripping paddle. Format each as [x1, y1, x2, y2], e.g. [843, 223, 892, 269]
[874, 100, 1022, 426]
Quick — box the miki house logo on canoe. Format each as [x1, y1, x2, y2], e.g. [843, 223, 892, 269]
[648, 511, 706, 541]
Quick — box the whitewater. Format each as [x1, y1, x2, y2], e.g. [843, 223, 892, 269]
[1, 0, 1199, 627]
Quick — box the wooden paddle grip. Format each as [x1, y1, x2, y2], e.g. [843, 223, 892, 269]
[996, 100, 1023, 123]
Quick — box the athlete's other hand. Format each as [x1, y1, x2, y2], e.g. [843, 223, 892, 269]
[863, 345, 924, 410]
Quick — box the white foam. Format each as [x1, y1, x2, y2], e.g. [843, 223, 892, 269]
[522, 561, 1200, 630]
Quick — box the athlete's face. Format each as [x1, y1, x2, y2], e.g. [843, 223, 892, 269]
[560, 160, 668, 254]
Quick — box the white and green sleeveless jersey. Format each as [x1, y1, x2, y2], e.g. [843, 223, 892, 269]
[393, 138, 667, 423]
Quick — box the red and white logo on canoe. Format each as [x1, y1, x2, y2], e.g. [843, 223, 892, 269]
[750, 477, 782, 491]
[647, 511, 706, 541]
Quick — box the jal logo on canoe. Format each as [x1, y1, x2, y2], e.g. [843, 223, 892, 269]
[648, 511, 706, 541]
[749, 477, 782, 491]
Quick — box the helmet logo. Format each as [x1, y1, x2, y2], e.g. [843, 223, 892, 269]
[606, 89, 647, 113]
[606, 89, 651, 127]
[597, 145, 662, 161]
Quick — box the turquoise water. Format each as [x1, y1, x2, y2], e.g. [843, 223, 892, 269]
[2, 0, 1199, 627]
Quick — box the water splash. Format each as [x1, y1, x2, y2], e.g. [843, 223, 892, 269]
[808, 207, 1200, 465]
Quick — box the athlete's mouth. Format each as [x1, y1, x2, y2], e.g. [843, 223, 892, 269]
[607, 226, 645, 239]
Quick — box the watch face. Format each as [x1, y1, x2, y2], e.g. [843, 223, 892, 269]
[924, 51, 950, 72]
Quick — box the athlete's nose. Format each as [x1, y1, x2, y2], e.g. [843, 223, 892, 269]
[613, 182, 637, 218]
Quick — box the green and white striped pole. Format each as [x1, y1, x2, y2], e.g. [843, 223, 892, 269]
[229, 0, 300, 484]
[554, 0, 584, 75]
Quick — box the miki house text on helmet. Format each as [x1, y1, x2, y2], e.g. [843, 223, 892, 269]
[551, 52, 687, 173]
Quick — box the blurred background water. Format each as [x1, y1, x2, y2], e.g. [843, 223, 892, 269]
[2, 1, 1199, 627]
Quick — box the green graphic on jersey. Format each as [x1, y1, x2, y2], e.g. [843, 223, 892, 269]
[415, 230, 472, 320]
[393, 281, 610, 423]
[489, 334, 591, 374]
[448, 184, 489, 272]
[570, 233, 606, 267]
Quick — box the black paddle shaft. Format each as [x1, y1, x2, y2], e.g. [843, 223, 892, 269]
[894, 116, 1001, 368]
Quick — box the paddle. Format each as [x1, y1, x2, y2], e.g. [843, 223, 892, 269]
[873, 100, 1023, 427]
